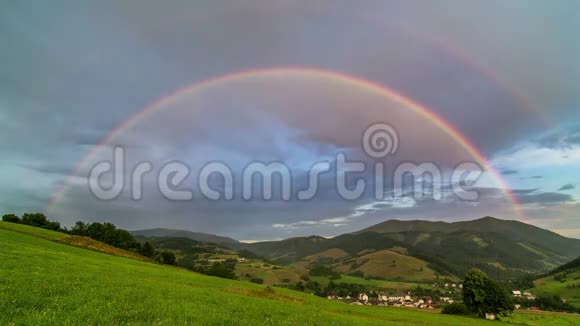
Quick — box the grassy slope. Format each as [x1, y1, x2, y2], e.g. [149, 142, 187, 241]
[0, 224, 577, 325]
[0, 222, 146, 260]
[533, 270, 580, 308]
[236, 261, 303, 285]
[331, 250, 438, 282]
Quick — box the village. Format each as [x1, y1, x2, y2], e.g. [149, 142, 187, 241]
[325, 283, 542, 310]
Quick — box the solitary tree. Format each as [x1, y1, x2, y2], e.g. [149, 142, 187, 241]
[463, 269, 489, 316]
[481, 278, 514, 316]
[463, 268, 514, 318]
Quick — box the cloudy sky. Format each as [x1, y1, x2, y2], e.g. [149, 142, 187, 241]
[1, 1, 579, 240]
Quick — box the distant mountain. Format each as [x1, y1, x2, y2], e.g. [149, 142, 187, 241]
[130, 228, 239, 245]
[243, 217, 580, 280]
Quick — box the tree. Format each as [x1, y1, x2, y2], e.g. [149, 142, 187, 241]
[463, 268, 514, 318]
[2, 214, 20, 223]
[21, 213, 49, 228]
[160, 251, 176, 265]
[463, 268, 489, 316]
[205, 262, 236, 279]
[70, 221, 88, 236]
[140, 241, 156, 257]
[481, 279, 514, 316]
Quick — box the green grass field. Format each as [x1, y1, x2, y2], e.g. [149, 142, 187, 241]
[533, 270, 580, 308]
[0, 222, 578, 325]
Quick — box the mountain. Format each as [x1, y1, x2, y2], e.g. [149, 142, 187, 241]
[130, 228, 239, 245]
[243, 217, 580, 280]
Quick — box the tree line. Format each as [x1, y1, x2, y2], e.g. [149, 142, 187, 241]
[2, 213, 175, 265]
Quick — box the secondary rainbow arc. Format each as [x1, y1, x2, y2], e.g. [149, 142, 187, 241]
[48, 67, 525, 221]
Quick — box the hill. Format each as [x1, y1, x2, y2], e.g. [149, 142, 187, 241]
[131, 228, 239, 245]
[532, 257, 580, 308]
[244, 217, 580, 280]
[0, 222, 515, 325]
[0, 221, 145, 260]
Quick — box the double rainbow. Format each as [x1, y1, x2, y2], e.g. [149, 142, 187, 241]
[48, 67, 524, 221]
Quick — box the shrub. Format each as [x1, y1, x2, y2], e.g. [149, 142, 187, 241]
[2, 214, 20, 223]
[250, 278, 264, 284]
[442, 303, 472, 316]
[160, 251, 176, 265]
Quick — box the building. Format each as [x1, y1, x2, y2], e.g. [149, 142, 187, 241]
[512, 290, 522, 297]
[358, 293, 369, 302]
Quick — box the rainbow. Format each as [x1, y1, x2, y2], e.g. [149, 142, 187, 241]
[338, 10, 549, 124]
[47, 67, 525, 221]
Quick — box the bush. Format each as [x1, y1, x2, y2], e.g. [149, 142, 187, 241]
[2, 214, 20, 223]
[160, 251, 176, 265]
[442, 303, 472, 316]
[21, 213, 49, 228]
[205, 262, 236, 279]
[140, 241, 156, 258]
[250, 278, 264, 284]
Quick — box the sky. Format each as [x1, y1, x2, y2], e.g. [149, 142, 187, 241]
[1, 0, 579, 241]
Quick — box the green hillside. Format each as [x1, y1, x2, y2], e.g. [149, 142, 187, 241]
[244, 217, 580, 279]
[532, 257, 580, 308]
[1, 222, 578, 324]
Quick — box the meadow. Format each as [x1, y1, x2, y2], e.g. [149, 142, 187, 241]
[533, 270, 580, 308]
[0, 222, 578, 325]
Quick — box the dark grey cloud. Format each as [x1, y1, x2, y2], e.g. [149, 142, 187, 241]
[558, 184, 575, 191]
[515, 191, 574, 205]
[501, 169, 518, 175]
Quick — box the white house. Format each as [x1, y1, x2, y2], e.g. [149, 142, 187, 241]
[512, 290, 522, 297]
[358, 293, 369, 302]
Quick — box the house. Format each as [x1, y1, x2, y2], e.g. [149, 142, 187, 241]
[522, 292, 536, 300]
[236, 258, 247, 263]
[451, 283, 457, 288]
[387, 294, 406, 302]
[207, 258, 226, 263]
[485, 313, 496, 320]
[459, 284, 463, 289]
[444, 283, 450, 288]
[358, 293, 369, 302]
[512, 290, 522, 297]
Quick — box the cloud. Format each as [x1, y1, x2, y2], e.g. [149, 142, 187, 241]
[501, 169, 518, 175]
[515, 191, 574, 205]
[558, 184, 575, 191]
